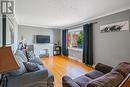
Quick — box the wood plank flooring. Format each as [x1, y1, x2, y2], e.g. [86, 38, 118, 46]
[41, 56, 93, 87]
[41, 56, 130, 87]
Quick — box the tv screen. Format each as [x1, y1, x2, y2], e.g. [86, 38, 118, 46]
[36, 35, 50, 43]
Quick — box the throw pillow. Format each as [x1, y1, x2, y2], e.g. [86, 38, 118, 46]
[15, 50, 28, 62]
[8, 55, 27, 76]
[21, 49, 28, 58]
[26, 51, 35, 59]
[23, 62, 40, 72]
[29, 56, 43, 65]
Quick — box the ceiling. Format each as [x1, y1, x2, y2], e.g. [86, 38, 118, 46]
[15, 0, 130, 29]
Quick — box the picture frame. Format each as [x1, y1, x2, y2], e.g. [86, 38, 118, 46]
[100, 20, 129, 33]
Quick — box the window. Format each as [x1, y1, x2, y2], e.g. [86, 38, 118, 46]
[67, 29, 83, 49]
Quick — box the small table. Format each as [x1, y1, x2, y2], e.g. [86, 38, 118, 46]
[53, 46, 61, 56]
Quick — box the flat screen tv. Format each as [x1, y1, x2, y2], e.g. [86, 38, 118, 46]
[36, 35, 50, 43]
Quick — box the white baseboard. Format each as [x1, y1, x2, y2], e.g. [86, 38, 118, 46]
[68, 56, 82, 63]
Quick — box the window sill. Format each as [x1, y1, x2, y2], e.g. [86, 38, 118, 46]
[68, 47, 83, 52]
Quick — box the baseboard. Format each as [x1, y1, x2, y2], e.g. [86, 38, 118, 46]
[68, 56, 82, 63]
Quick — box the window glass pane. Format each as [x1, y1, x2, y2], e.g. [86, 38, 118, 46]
[67, 30, 83, 49]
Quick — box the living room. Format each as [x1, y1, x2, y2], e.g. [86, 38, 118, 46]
[0, 0, 130, 87]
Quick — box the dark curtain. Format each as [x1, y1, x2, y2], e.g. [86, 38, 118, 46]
[2, 15, 6, 46]
[62, 30, 68, 56]
[83, 23, 93, 65]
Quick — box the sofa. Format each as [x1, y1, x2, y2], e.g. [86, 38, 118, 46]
[6, 48, 54, 87]
[62, 62, 130, 87]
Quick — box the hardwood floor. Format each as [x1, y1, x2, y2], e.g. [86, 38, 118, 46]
[122, 78, 130, 87]
[41, 56, 130, 87]
[41, 56, 93, 87]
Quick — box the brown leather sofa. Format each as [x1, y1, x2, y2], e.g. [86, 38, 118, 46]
[62, 62, 130, 87]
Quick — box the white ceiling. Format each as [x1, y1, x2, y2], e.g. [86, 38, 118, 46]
[15, 0, 130, 29]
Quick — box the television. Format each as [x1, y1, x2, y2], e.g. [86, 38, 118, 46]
[35, 35, 50, 43]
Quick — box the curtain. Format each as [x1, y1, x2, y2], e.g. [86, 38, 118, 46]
[83, 23, 93, 65]
[62, 30, 68, 56]
[2, 15, 6, 46]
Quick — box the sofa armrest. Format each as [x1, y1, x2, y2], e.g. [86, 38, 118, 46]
[7, 69, 49, 87]
[16, 69, 48, 83]
[95, 63, 113, 74]
[62, 76, 80, 87]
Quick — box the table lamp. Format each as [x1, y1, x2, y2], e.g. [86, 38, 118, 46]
[0, 47, 19, 87]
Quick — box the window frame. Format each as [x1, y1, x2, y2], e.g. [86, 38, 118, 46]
[67, 28, 83, 51]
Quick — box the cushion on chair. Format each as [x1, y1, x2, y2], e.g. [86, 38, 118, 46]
[111, 62, 130, 78]
[87, 70, 124, 87]
[85, 70, 104, 79]
[74, 75, 92, 87]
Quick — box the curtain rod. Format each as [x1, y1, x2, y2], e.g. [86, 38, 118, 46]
[65, 21, 98, 30]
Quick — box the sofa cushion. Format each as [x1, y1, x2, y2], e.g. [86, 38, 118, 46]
[23, 62, 40, 72]
[74, 75, 92, 87]
[85, 70, 104, 79]
[112, 62, 130, 78]
[8, 55, 27, 76]
[87, 70, 124, 87]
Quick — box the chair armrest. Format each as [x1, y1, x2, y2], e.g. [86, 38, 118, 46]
[62, 76, 80, 87]
[95, 63, 113, 74]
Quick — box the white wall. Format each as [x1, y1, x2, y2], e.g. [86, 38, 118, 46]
[18, 25, 61, 45]
[53, 29, 61, 45]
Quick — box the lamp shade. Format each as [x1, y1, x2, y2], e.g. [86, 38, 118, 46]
[0, 47, 19, 74]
